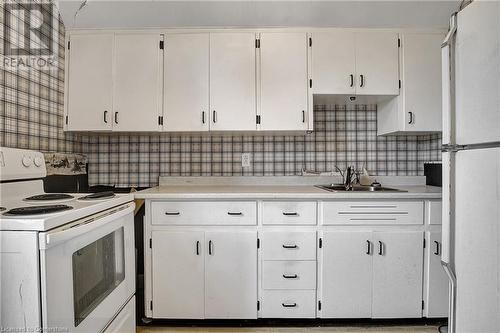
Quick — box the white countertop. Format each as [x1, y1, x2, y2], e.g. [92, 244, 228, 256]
[135, 184, 441, 200]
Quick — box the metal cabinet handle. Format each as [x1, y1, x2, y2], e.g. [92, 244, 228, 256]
[282, 244, 298, 249]
[165, 211, 180, 216]
[366, 240, 371, 255]
[227, 212, 242, 216]
[408, 111, 414, 124]
[283, 274, 298, 279]
[302, 110, 305, 123]
[360, 74, 365, 87]
[434, 241, 440, 256]
[378, 241, 383, 255]
[114, 111, 118, 124]
[196, 241, 200, 255]
[212, 110, 217, 123]
[202, 111, 205, 124]
[350, 74, 354, 87]
[208, 240, 213, 255]
[282, 303, 297, 308]
[283, 212, 298, 216]
[103, 110, 108, 123]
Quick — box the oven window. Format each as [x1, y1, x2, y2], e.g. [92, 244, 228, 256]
[72, 227, 125, 327]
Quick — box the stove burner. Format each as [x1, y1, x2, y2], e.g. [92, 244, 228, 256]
[4, 205, 73, 216]
[0, 207, 5, 212]
[25, 194, 74, 201]
[79, 191, 115, 200]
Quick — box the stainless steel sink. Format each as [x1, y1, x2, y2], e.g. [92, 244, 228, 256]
[316, 184, 407, 192]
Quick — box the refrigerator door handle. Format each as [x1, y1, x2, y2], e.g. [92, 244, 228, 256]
[442, 260, 457, 333]
[441, 12, 457, 147]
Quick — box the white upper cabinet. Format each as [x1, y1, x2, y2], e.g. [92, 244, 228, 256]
[66, 34, 114, 131]
[313, 32, 356, 95]
[66, 33, 162, 132]
[209, 33, 256, 131]
[355, 32, 399, 96]
[312, 31, 399, 97]
[259, 32, 311, 131]
[377, 33, 444, 135]
[113, 33, 162, 131]
[163, 33, 209, 132]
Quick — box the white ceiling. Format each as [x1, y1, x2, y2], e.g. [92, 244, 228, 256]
[56, 0, 460, 30]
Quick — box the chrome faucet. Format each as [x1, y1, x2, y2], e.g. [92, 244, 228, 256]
[335, 165, 358, 190]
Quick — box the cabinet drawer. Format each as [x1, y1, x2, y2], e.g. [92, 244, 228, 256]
[261, 290, 316, 318]
[262, 232, 316, 260]
[262, 201, 317, 225]
[428, 201, 442, 225]
[323, 201, 424, 225]
[151, 201, 257, 225]
[262, 261, 316, 290]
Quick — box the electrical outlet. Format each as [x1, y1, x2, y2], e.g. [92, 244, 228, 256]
[241, 153, 251, 168]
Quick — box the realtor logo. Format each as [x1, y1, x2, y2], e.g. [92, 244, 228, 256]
[2, 0, 59, 70]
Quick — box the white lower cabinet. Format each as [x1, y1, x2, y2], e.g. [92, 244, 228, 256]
[205, 231, 257, 319]
[320, 231, 424, 319]
[320, 231, 373, 318]
[261, 290, 316, 318]
[424, 231, 449, 317]
[151, 231, 205, 319]
[151, 230, 257, 319]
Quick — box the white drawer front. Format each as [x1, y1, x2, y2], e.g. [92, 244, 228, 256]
[428, 201, 442, 225]
[262, 261, 316, 290]
[262, 201, 317, 225]
[262, 232, 316, 260]
[323, 201, 424, 225]
[261, 290, 316, 318]
[151, 201, 257, 225]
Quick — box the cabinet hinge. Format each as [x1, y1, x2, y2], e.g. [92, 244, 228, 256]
[319, 237, 323, 249]
[257, 238, 260, 249]
[318, 301, 322, 311]
[65, 115, 68, 125]
[399, 80, 402, 89]
[257, 301, 260, 311]
[423, 238, 426, 248]
[159, 40, 164, 49]
[309, 37, 312, 47]
[256, 115, 261, 125]
[309, 79, 312, 88]
[422, 300, 425, 310]
[158, 116, 164, 126]
[255, 39, 260, 49]
[150, 301, 153, 310]
[398, 38, 401, 48]
[149, 238, 152, 249]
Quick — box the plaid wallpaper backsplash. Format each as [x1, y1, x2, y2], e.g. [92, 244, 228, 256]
[80, 105, 442, 188]
[0, 1, 79, 153]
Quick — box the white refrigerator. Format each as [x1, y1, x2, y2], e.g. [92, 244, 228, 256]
[441, 1, 500, 333]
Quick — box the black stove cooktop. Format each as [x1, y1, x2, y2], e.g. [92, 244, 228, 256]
[4, 205, 73, 216]
[25, 193, 74, 201]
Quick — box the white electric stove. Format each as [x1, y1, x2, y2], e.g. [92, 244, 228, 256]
[0, 147, 136, 333]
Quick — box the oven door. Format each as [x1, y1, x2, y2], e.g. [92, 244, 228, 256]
[39, 202, 135, 333]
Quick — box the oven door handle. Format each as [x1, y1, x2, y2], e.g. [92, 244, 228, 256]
[39, 203, 135, 249]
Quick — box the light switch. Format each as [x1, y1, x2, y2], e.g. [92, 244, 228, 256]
[241, 153, 251, 168]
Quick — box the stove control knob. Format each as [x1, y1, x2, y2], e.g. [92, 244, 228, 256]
[22, 156, 33, 167]
[34, 156, 44, 167]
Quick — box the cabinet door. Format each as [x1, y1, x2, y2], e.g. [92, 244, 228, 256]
[205, 231, 257, 319]
[320, 232, 373, 318]
[312, 31, 356, 95]
[260, 33, 309, 131]
[66, 34, 113, 131]
[210, 33, 256, 131]
[425, 232, 449, 317]
[151, 231, 204, 318]
[113, 34, 162, 131]
[164, 34, 209, 132]
[372, 231, 423, 318]
[355, 32, 399, 96]
[402, 33, 443, 132]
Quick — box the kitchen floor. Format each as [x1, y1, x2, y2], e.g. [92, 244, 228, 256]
[137, 325, 442, 333]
